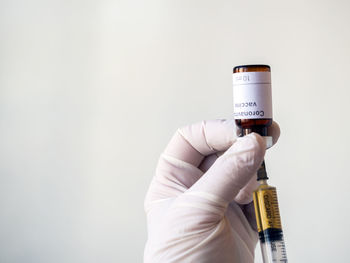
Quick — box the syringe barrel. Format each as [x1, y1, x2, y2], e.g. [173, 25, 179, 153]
[260, 239, 288, 263]
[253, 183, 288, 263]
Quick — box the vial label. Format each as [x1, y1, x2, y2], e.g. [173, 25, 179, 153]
[233, 72, 272, 119]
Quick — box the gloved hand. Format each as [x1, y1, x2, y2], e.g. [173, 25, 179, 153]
[144, 119, 280, 263]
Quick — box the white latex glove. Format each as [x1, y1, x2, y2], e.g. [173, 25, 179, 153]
[144, 119, 280, 263]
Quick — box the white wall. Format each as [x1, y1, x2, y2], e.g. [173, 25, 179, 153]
[1, 0, 350, 262]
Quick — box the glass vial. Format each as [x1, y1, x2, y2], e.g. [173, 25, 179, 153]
[232, 64, 273, 140]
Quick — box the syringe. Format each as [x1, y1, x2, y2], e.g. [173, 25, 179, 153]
[253, 161, 288, 263]
[231, 64, 287, 262]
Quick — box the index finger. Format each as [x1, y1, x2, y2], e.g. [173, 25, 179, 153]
[164, 119, 237, 167]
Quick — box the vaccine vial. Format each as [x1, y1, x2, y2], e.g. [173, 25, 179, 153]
[233, 64, 273, 146]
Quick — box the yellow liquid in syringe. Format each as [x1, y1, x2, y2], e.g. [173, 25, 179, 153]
[253, 180, 288, 263]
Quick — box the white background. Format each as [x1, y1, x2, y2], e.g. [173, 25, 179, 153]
[1, 0, 350, 262]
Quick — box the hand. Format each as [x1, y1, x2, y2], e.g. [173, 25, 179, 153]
[144, 119, 280, 263]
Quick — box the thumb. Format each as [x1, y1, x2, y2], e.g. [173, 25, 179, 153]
[188, 133, 266, 204]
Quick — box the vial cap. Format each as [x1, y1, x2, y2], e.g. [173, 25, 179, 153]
[264, 136, 273, 149]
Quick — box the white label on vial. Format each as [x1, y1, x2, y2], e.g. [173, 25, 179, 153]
[233, 72, 272, 119]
